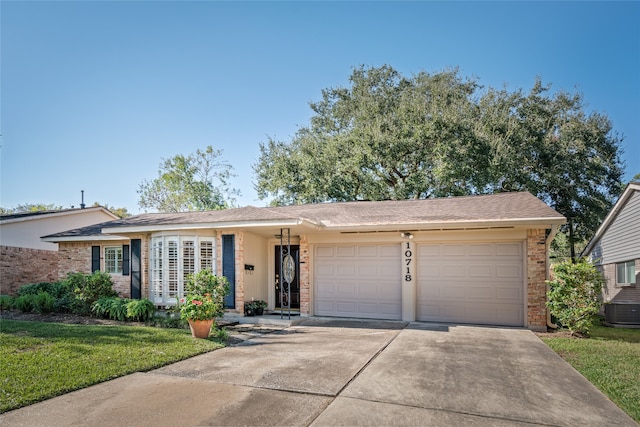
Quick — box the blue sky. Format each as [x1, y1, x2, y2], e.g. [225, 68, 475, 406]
[2, 1, 639, 214]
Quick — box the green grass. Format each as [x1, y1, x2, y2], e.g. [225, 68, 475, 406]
[0, 320, 224, 413]
[540, 324, 640, 423]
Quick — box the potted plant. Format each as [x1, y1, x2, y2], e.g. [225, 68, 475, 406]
[179, 270, 229, 339]
[244, 300, 256, 317]
[253, 300, 267, 316]
[245, 299, 267, 316]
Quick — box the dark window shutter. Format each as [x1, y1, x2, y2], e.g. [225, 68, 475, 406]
[91, 246, 100, 272]
[122, 244, 130, 276]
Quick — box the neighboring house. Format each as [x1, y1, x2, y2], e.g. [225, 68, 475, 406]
[583, 182, 640, 304]
[43, 192, 565, 331]
[0, 207, 118, 295]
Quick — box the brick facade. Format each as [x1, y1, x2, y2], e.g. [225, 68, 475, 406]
[527, 229, 548, 331]
[58, 241, 132, 298]
[0, 245, 59, 295]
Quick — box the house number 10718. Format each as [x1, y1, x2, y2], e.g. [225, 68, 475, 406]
[404, 242, 413, 282]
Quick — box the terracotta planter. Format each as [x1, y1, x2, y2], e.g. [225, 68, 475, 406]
[188, 319, 214, 339]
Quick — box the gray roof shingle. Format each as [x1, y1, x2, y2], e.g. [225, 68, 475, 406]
[44, 192, 564, 239]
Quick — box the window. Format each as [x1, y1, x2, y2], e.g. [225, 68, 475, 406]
[616, 261, 636, 285]
[105, 247, 123, 274]
[149, 236, 216, 304]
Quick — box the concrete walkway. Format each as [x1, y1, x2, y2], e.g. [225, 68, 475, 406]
[1, 319, 636, 426]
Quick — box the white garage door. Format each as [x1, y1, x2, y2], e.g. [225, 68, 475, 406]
[315, 244, 402, 320]
[417, 242, 524, 326]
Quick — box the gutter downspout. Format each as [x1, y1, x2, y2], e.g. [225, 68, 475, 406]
[546, 224, 559, 329]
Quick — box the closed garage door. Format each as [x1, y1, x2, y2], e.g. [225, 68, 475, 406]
[315, 244, 401, 320]
[417, 242, 524, 326]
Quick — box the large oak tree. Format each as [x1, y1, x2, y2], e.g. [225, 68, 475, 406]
[254, 65, 624, 260]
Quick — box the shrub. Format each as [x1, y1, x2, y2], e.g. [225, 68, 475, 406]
[33, 292, 56, 314]
[63, 271, 117, 315]
[126, 299, 155, 322]
[15, 295, 35, 313]
[91, 297, 115, 318]
[18, 282, 68, 299]
[0, 295, 14, 310]
[546, 259, 605, 337]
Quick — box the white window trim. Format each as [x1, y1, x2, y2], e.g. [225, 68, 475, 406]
[104, 246, 123, 275]
[616, 260, 636, 286]
[149, 235, 217, 305]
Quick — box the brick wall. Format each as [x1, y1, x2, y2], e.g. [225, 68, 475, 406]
[527, 229, 548, 331]
[58, 241, 131, 298]
[600, 261, 640, 304]
[0, 245, 59, 295]
[299, 235, 310, 316]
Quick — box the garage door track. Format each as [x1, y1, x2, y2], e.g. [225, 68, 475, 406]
[1, 319, 636, 426]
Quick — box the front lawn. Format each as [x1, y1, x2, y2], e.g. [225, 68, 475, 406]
[540, 324, 640, 423]
[0, 320, 224, 413]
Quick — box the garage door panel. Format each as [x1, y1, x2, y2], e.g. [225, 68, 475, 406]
[417, 242, 524, 327]
[379, 245, 401, 257]
[496, 243, 522, 256]
[315, 244, 401, 320]
[497, 264, 521, 278]
[316, 246, 335, 257]
[357, 246, 378, 257]
[337, 246, 355, 257]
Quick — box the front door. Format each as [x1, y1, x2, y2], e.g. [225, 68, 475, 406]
[275, 245, 300, 309]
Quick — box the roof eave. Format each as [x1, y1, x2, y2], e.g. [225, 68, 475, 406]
[1, 206, 118, 225]
[323, 217, 566, 232]
[42, 235, 128, 243]
[582, 183, 640, 256]
[101, 218, 316, 234]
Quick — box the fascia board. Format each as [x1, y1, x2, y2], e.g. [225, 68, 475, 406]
[1, 207, 117, 225]
[41, 235, 128, 243]
[321, 217, 567, 232]
[101, 218, 315, 234]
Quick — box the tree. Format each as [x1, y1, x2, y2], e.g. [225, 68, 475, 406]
[477, 80, 624, 261]
[633, 172, 640, 181]
[254, 65, 483, 205]
[0, 203, 63, 214]
[138, 146, 239, 212]
[91, 202, 131, 219]
[254, 65, 624, 259]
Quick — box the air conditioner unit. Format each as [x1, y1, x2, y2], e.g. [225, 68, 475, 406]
[604, 302, 640, 325]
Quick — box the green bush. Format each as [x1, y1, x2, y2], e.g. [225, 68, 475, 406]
[63, 271, 117, 315]
[547, 259, 605, 337]
[126, 299, 155, 322]
[15, 295, 35, 313]
[91, 297, 155, 322]
[18, 282, 68, 299]
[0, 295, 14, 310]
[33, 292, 56, 314]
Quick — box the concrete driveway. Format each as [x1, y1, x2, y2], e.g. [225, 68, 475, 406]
[1, 319, 636, 426]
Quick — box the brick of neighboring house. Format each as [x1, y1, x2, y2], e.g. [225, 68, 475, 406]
[600, 261, 640, 304]
[0, 245, 59, 295]
[527, 229, 548, 331]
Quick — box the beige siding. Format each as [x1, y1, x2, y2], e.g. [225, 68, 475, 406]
[1, 209, 116, 251]
[242, 232, 268, 303]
